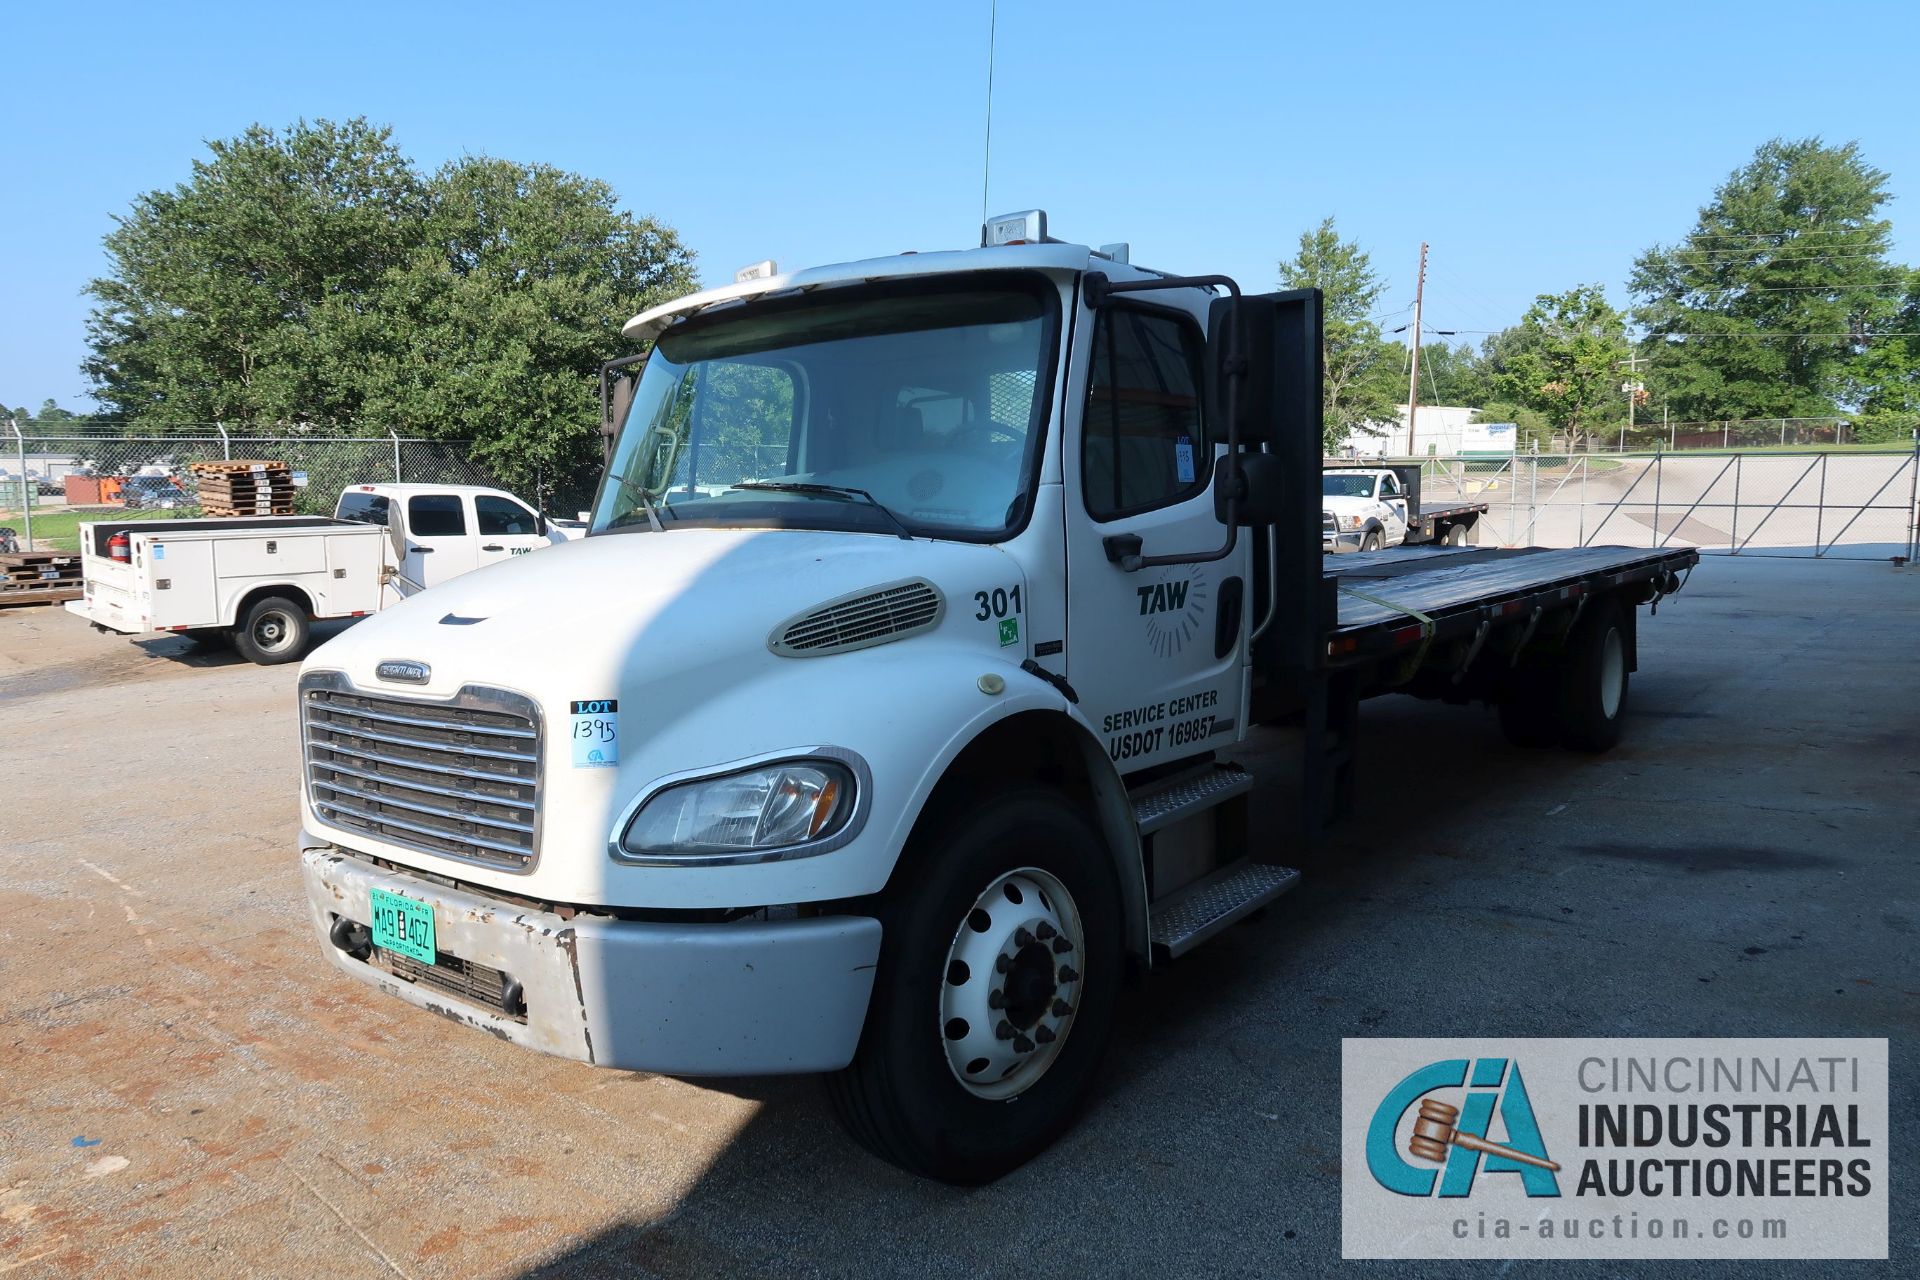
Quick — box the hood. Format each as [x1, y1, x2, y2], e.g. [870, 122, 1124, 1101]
[306, 526, 1017, 706]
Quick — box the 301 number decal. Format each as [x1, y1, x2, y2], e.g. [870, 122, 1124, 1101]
[974, 585, 1022, 621]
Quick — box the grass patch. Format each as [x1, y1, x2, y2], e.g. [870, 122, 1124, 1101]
[0, 506, 201, 553]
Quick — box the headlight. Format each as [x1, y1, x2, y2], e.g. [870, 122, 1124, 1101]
[1347, 514, 1364, 529]
[618, 759, 856, 858]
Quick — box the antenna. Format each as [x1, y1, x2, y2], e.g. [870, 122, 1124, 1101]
[981, 0, 997, 230]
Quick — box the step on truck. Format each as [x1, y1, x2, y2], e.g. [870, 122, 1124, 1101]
[1321, 463, 1489, 552]
[295, 211, 1696, 1183]
[67, 483, 567, 663]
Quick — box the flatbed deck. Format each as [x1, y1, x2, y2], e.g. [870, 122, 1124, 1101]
[1319, 543, 1697, 663]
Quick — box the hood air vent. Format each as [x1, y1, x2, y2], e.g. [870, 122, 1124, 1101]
[771, 579, 945, 657]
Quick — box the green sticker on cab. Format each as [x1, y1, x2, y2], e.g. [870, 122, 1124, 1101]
[369, 886, 436, 965]
[998, 616, 1020, 647]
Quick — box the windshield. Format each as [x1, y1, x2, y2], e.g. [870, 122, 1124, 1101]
[592, 276, 1059, 540]
[1322, 473, 1378, 498]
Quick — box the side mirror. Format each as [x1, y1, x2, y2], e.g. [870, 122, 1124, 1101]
[1206, 296, 1278, 448]
[1212, 452, 1287, 527]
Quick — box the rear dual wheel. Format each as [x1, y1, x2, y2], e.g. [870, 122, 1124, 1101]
[827, 789, 1121, 1184]
[1496, 597, 1629, 751]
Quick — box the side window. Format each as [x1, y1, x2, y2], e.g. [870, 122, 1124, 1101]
[475, 495, 535, 536]
[337, 492, 390, 526]
[1381, 473, 1400, 497]
[1082, 307, 1207, 520]
[407, 494, 467, 537]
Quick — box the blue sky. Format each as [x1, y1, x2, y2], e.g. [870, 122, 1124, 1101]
[5, 0, 1917, 413]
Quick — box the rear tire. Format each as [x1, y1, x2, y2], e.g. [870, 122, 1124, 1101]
[1555, 598, 1630, 752]
[232, 596, 310, 665]
[826, 789, 1122, 1184]
[1446, 522, 1470, 546]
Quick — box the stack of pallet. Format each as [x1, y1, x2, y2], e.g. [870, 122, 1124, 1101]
[190, 460, 296, 515]
[0, 551, 82, 607]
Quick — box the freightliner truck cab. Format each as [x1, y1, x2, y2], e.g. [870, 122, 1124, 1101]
[297, 210, 1687, 1182]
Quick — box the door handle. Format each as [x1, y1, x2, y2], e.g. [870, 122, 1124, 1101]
[411, 545, 434, 553]
[481, 544, 504, 552]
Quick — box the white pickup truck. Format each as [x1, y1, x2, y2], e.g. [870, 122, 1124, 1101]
[1321, 464, 1488, 552]
[68, 483, 564, 663]
[294, 213, 1694, 1183]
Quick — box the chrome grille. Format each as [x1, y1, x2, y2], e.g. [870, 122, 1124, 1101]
[302, 675, 541, 872]
[772, 579, 944, 657]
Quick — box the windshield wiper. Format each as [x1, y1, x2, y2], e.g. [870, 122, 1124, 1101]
[729, 482, 914, 540]
[607, 468, 665, 532]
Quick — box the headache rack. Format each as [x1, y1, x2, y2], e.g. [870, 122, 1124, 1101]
[301, 672, 543, 872]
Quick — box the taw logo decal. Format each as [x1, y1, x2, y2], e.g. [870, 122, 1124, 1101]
[1365, 1057, 1562, 1198]
[1137, 566, 1208, 658]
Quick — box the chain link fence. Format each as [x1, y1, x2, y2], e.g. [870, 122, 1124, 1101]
[1404, 445, 1920, 560]
[2, 428, 508, 553]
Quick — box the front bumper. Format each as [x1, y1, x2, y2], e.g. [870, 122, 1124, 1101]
[300, 836, 883, 1075]
[1322, 529, 1366, 553]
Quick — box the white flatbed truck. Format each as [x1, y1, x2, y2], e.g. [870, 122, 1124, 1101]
[294, 213, 1696, 1182]
[67, 483, 564, 663]
[1322, 463, 1490, 552]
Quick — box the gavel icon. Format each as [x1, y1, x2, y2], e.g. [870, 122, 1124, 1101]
[1408, 1099, 1561, 1171]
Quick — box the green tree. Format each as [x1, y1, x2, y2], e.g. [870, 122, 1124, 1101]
[1492, 286, 1628, 450]
[322, 156, 697, 499]
[1409, 340, 1489, 407]
[1630, 138, 1903, 421]
[1278, 217, 1402, 450]
[85, 119, 428, 426]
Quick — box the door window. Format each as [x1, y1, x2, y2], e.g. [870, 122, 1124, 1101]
[475, 495, 537, 536]
[1082, 306, 1208, 520]
[1381, 473, 1401, 497]
[407, 494, 467, 537]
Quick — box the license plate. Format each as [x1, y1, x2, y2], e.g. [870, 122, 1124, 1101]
[369, 887, 437, 965]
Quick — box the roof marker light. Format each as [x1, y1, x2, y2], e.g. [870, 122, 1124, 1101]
[734, 259, 778, 283]
[982, 209, 1047, 247]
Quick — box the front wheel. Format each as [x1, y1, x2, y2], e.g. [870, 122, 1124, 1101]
[1360, 530, 1383, 552]
[826, 789, 1122, 1184]
[232, 596, 310, 665]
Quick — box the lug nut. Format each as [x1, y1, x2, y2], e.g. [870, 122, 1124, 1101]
[1052, 935, 1073, 954]
[995, 954, 1012, 973]
[1012, 1034, 1035, 1054]
[988, 990, 1006, 1010]
[1035, 921, 1056, 941]
[1052, 998, 1073, 1017]
[1014, 927, 1035, 948]
[996, 1019, 1014, 1041]
[1057, 964, 1080, 983]
[1033, 1024, 1055, 1044]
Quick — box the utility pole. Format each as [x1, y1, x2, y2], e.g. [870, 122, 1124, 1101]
[1616, 351, 1651, 451]
[1405, 241, 1428, 457]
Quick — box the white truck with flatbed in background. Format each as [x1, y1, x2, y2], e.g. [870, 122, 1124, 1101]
[67, 483, 564, 663]
[1321, 463, 1489, 552]
[293, 211, 1695, 1183]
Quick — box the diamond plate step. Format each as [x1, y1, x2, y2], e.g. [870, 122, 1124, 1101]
[1148, 858, 1301, 960]
[1130, 764, 1254, 835]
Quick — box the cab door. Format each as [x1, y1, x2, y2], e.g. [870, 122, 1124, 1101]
[473, 493, 551, 570]
[1379, 471, 1410, 543]
[1063, 297, 1246, 772]
[399, 492, 479, 588]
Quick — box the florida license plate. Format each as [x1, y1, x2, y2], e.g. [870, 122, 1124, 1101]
[369, 887, 437, 965]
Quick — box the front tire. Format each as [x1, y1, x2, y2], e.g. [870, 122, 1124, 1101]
[1360, 530, 1383, 552]
[826, 789, 1122, 1184]
[232, 596, 310, 665]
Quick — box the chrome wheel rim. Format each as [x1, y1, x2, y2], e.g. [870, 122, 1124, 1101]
[1600, 627, 1625, 719]
[253, 610, 295, 654]
[938, 867, 1083, 1100]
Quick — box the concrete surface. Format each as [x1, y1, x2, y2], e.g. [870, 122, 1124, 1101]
[1, 557, 1914, 1278]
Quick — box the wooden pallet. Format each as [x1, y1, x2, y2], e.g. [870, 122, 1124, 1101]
[0, 552, 81, 588]
[0, 582, 82, 607]
[188, 459, 290, 476]
[203, 503, 296, 517]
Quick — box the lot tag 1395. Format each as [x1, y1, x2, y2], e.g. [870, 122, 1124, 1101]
[570, 699, 619, 767]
